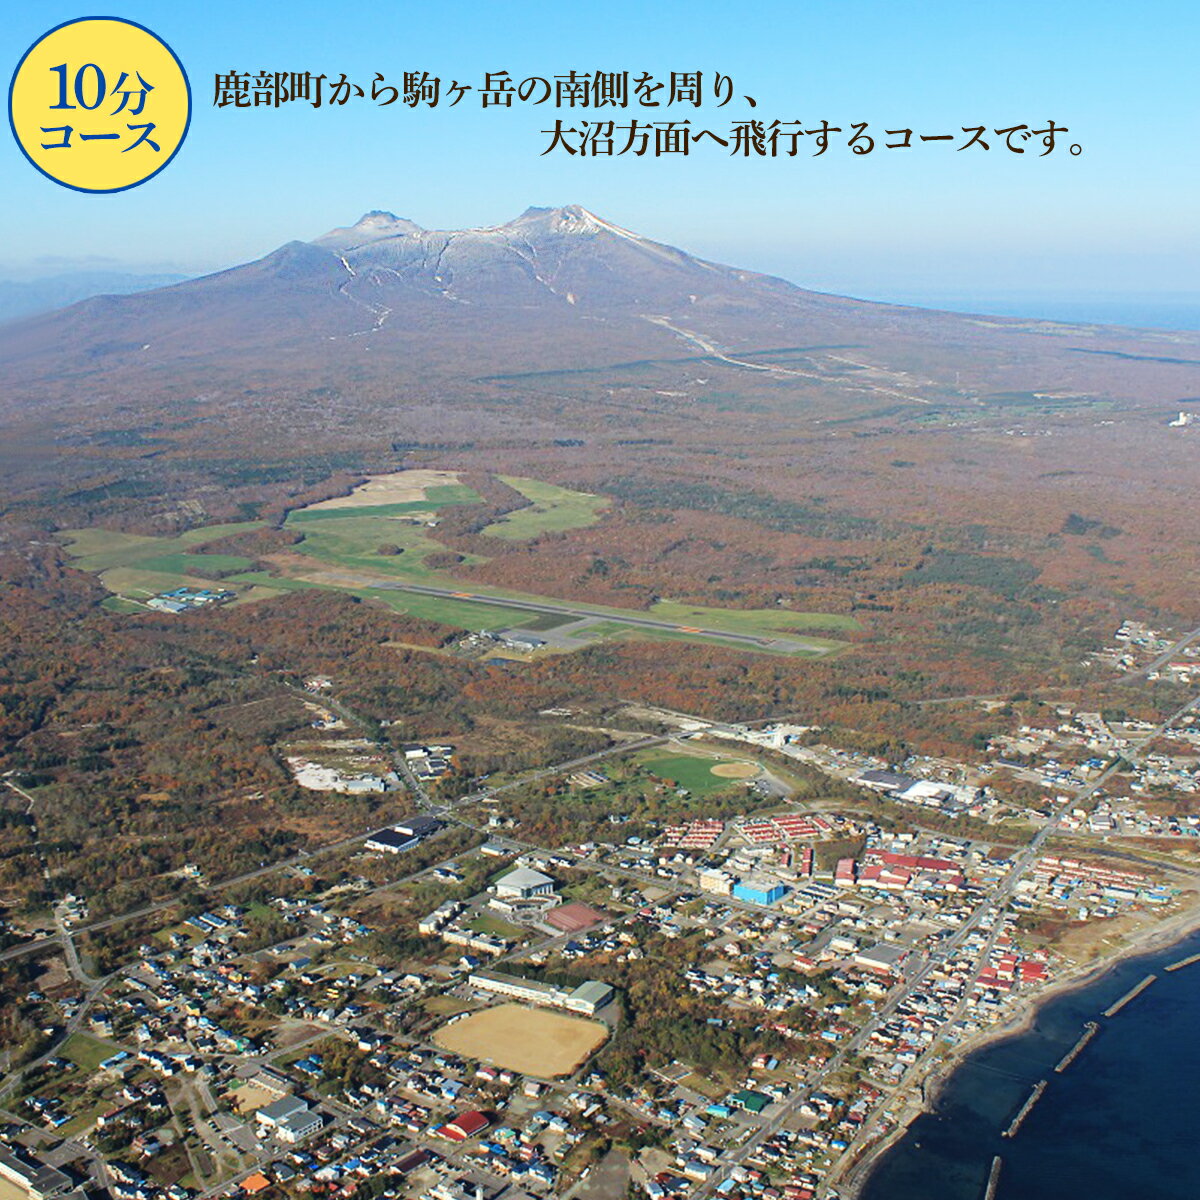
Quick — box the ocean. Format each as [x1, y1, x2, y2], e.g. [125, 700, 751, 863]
[859, 927, 1200, 1200]
[859, 295, 1200, 334]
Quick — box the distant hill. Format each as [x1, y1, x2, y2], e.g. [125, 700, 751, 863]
[2, 205, 1195, 397]
[1, 204, 1198, 517]
[0, 270, 189, 325]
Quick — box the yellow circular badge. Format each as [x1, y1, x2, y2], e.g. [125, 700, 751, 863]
[9, 17, 190, 193]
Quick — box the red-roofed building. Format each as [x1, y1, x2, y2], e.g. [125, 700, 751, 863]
[438, 1110, 490, 1141]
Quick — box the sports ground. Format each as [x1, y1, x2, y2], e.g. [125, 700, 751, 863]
[433, 1002, 608, 1077]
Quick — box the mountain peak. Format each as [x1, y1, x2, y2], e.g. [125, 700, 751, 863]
[312, 210, 424, 252]
[355, 210, 420, 230]
[508, 204, 635, 238]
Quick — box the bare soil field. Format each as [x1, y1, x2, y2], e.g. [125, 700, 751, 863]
[433, 1002, 607, 1076]
[710, 761, 759, 779]
[229, 1082, 277, 1114]
[304, 470, 463, 510]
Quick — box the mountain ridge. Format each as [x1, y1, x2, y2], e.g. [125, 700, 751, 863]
[1, 205, 1197, 430]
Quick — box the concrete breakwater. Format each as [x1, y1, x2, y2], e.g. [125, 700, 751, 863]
[1003, 1080, 1047, 1138]
[1054, 1021, 1099, 1073]
[1103, 973, 1156, 1018]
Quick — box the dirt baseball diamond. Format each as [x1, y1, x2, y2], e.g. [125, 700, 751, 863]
[229, 1082, 279, 1114]
[304, 469, 462, 510]
[433, 1003, 608, 1076]
[710, 761, 759, 779]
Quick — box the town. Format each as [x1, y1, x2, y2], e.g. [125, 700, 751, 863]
[5, 627, 1200, 1200]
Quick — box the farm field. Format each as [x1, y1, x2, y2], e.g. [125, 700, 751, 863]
[60, 522, 262, 571]
[433, 1003, 607, 1076]
[299, 469, 474, 510]
[481, 476, 609, 540]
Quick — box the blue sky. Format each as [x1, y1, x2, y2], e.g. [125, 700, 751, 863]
[3, 0, 1197, 308]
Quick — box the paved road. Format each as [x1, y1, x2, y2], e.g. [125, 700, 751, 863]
[0, 825, 381, 968]
[1120, 624, 1200, 684]
[0, 727, 667, 972]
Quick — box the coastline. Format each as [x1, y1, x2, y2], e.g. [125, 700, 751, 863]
[834, 898, 1200, 1200]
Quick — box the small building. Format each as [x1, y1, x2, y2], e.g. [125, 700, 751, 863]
[854, 942, 908, 974]
[730, 1089, 772, 1115]
[500, 631, 547, 651]
[697, 868, 733, 895]
[468, 970, 615, 1016]
[563, 980, 614, 1016]
[343, 775, 386, 794]
[857, 769, 918, 793]
[397, 816, 443, 839]
[365, 828, 420, 854]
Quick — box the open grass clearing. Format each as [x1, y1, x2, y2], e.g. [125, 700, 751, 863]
[278, 514, 488, 581]
[60, 522, 262, 571]
[138, 552, 255, 576]
[481, 476, 609, 540]
[98, 566, 235, 600]
[467, 913, 526, 939]
[60, 1031, 120, 1074]
[226, 572, 545, 630]
[638, 750, 760, 795]
[649, 599, 861, 635]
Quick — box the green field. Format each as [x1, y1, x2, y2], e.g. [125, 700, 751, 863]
[481, 476, 609, 540]
[638, 751, 759, 795]
[60, 1032, 121, 1074]
[649, 600, 861, 635]
[226, 571, 551, 631]
[61, 522, 263, 571]
[288, 483, 481, 523]
[59, 476, 855, 658]
[101, 595, 148, 614]
[280, 511, 489, 582]
[467, 914, 526, 938]
[138, 552, 255, 576]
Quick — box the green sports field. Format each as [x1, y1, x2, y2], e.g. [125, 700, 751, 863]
[638, 750, 759, 795]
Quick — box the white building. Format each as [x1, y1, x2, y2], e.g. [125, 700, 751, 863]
[494, 866, 556, 900]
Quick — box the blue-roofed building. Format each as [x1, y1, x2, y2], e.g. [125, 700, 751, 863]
[732, 875, 788, 906]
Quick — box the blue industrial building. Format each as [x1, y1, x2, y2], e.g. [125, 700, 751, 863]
[732, 876, 788, 906]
